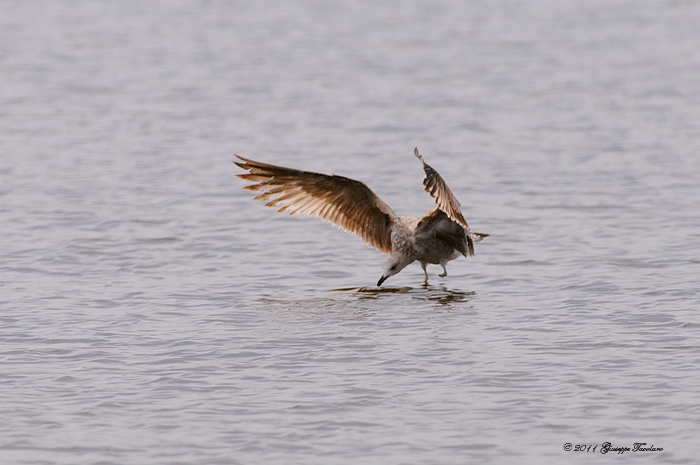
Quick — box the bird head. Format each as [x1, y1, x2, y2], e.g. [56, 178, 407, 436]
[377, 255, 412, 286]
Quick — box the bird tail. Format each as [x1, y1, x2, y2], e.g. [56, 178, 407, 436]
[469, 232, 489, 243]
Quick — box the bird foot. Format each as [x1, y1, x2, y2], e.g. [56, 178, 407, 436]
[439, 272, 447, 278]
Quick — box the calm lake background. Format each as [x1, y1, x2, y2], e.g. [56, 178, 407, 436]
[2, 0, 699, 464]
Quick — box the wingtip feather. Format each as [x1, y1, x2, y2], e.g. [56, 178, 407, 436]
[414, 147, 425, 165]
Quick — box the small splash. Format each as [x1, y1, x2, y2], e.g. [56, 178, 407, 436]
[331, 285, 475, 306]
[330, 286, 412, 294]
[413, 287, 476, 305]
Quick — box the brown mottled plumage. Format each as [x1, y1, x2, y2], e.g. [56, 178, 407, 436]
[235, 148, 488, 286]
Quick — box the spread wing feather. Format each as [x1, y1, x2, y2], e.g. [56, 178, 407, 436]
[235, 155, 396, 254]
[414, 147, 470, 230]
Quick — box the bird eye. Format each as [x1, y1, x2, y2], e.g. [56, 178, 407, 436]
[390, 265, 397, 270]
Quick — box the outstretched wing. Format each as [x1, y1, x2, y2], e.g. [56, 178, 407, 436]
[414, 147, 470, 230]
[235, 155, 396, 254]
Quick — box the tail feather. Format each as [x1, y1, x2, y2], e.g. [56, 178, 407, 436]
[469, 232, 489, 243]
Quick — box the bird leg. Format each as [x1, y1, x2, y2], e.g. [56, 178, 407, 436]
[421, 262, 429, 284]
[439, 264, 448, 278]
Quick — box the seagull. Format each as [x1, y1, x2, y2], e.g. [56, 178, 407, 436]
[235, 148, 488, 286]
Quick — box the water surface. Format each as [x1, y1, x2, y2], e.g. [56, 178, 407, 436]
[2, 0, 700, 463]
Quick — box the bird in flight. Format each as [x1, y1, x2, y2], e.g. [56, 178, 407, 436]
[235, 148, 488, 286]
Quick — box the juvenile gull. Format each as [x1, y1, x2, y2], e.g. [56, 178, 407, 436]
[235, 148, 488, 286]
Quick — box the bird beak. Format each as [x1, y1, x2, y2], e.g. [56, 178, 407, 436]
[377, 275, 387, 286]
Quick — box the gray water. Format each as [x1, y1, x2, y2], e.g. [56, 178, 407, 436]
[2, 1, 700, 464]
